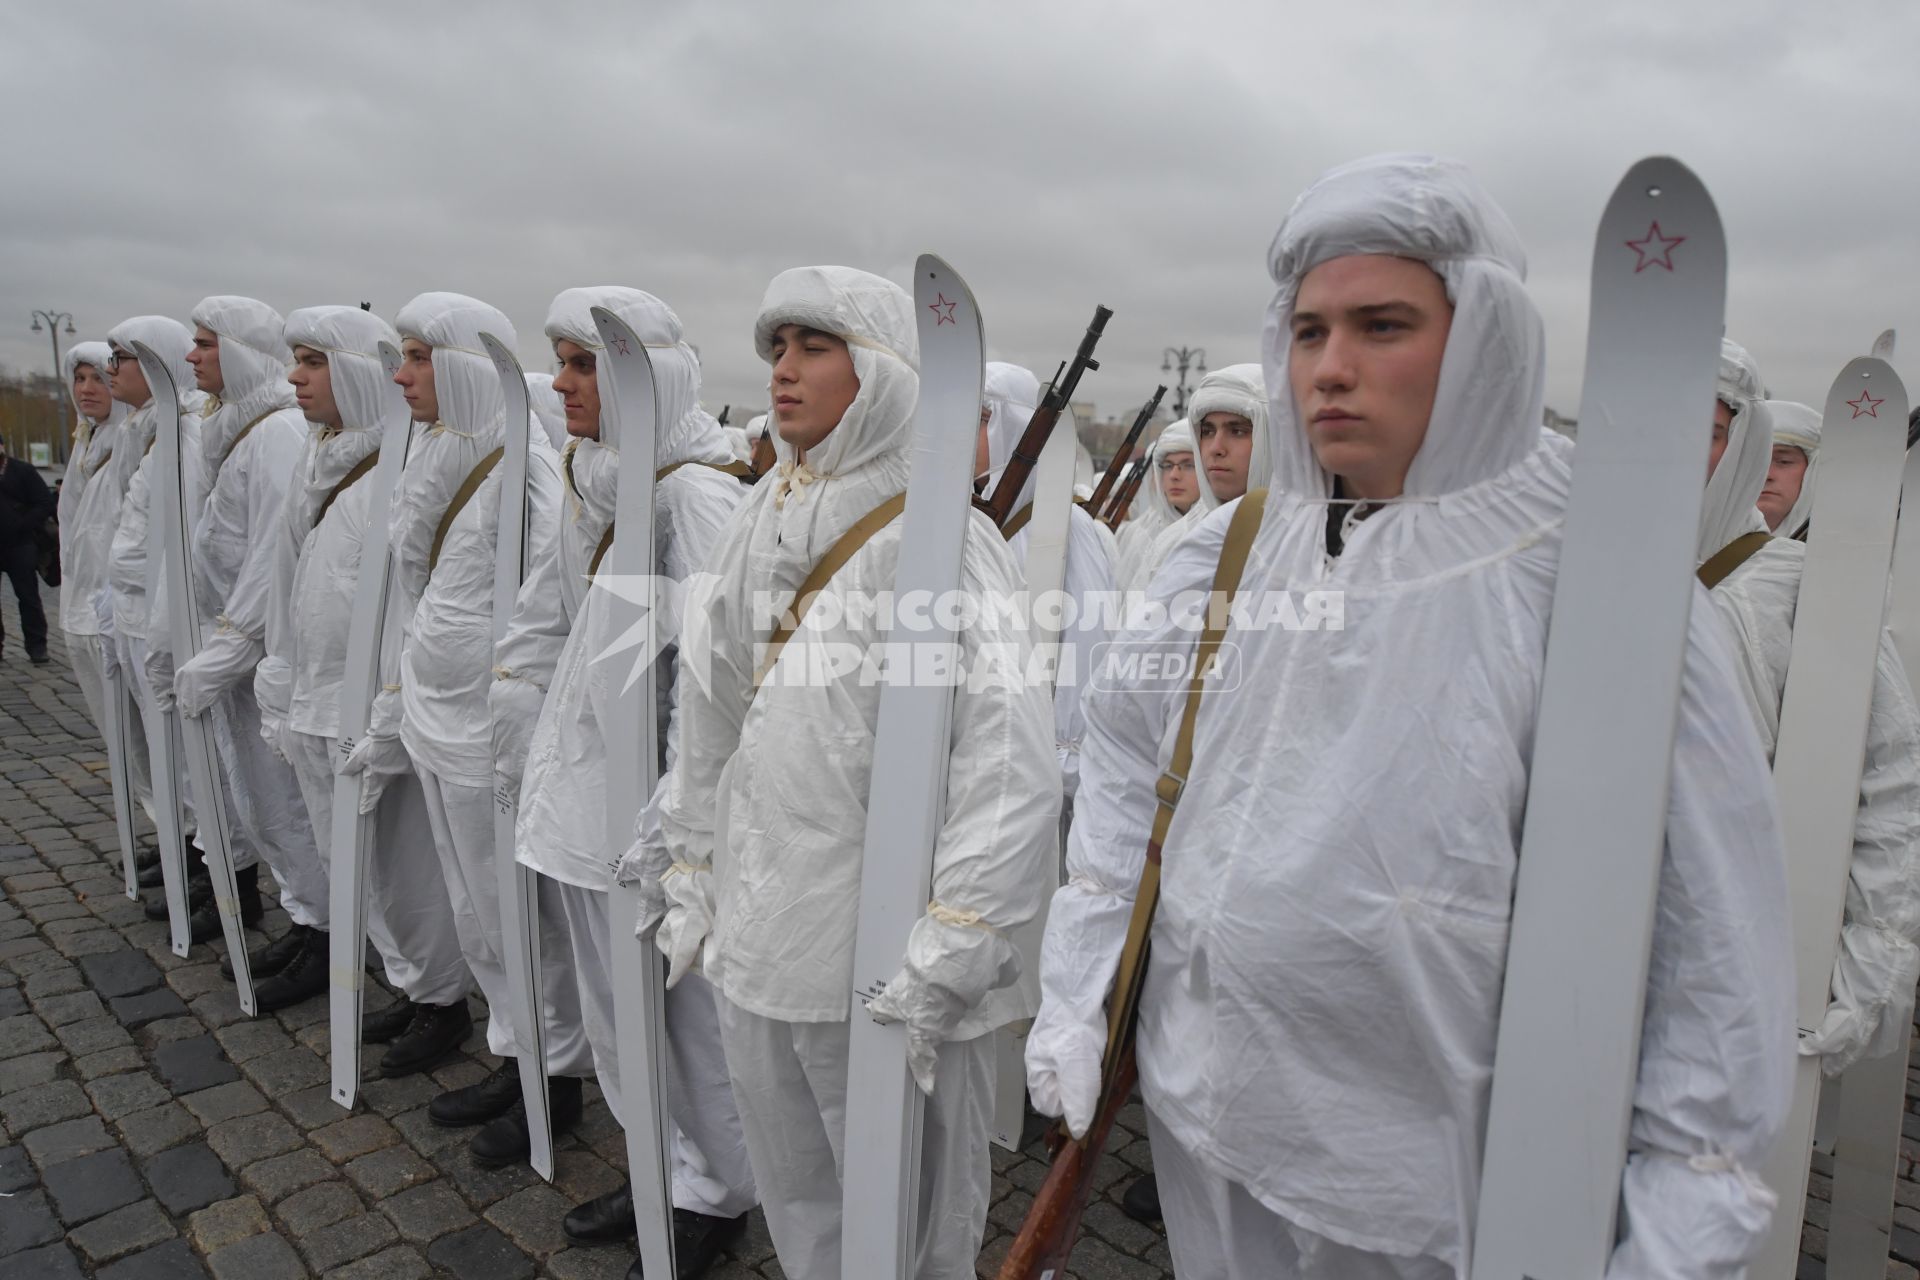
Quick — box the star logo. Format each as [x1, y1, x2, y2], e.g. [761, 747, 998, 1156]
[1625, 221, 1686, 273]
[1848, 388, 1885, 419]
[928, 293, 958, 326]
[610, 336, 632, 356]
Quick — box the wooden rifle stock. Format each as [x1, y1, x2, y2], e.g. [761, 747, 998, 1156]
[995, 1046, 1140, 1280]
[979, 305, 1113, 526]
[1085, 385, 1167, 515]
[1103, 455, 1150, 529]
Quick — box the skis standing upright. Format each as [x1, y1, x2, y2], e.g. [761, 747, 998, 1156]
[479, 336, 555, 1179]
[328, 343, 417, 1109]
[1754, 354, 1910, 1278]
[1824, 332, 1911, 1280]
[990, 422, 1077, 1153]
[101, 646, 142, 899]
[132, 342, 256, 1014]
[592, 306, 677, 1280]
[1470, 158, 1728, 1280]
[839, 255, 985, 1277]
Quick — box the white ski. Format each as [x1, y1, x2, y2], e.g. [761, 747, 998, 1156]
[990, 422, 1076, 1153]
[328, 342, 416, 1108]
[134, 342, 256, 1014]
[840, 254, 984, 1277]
[1825, 328, 1908, 1280]
[479, 334, 554, 1179]
[129, 380, 194, 955]
[101, 662, 141, 899]
[1472, 158, 1727, 1280]
[592, 306, 676, 1280]
[1755, 355, 1910, 1279]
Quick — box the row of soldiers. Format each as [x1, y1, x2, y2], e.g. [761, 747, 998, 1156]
[45, 150, 1920, 1280]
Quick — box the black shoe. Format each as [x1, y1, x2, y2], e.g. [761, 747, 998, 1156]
[223, 923, 308, 980]
[145, 874, 210, 921]
[430, 1063, 522, 1128]
[28, 649, 48, 665]
[469, 1075, 584, 1167]
[253, 930, 330, 1012]
[379, 1001, 473, 1077]
[1120, 1172, 1161, 1225]
[662, 1209, 747, 1279]
[136, 858, 165, 889]
[189, 865, 263, 945]
[135, 844, 160, 872]
[564, 1182, 635, 1244]
[362, 999, 416, 1044]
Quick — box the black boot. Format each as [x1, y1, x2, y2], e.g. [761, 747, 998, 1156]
[646, 1209, 746, 1279]
[252, 929, 329, 1012]
[379, 1000, 472, 1077]
[134, 844, 160, 872]
[145, 873, 210, 921]
[189, 865, 263, 945]
[136, 858, 166, 889]
[362, 999, 417, 1044]
[1120, 1172, 1161, 1224]
[222, 922, 308, 980]
[469, 1075, 584, 1167]
[429, 1062, 522, 1127]
[564, 1181, 635, 1244]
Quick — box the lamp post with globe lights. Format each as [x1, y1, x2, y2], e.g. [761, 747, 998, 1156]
[1161, 345, 1206, 417]
[30, 310, 77, 462]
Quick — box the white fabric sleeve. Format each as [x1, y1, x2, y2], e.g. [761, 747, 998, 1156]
[1802, 629, 1920, 1072]
[253, 450, 305, 722]
[1054, 507, 1118, 803]
[181, 429, 298, 696]
[1609, 596, 1795, 1277]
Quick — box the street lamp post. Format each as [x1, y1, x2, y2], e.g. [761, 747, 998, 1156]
[1161, 345, 1207, 417]
[29, 310, 77, 464]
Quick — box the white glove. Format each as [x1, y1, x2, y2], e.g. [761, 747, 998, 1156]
[146, 646, 176, 714]
[339, 732, 412, 815]
[614, 839, 670, 937]
[172, 651, 218, 719]
[1024, 997, 1107, 1140]
[489, 676, 545, 797]
[866, 968, 971, 1097]
[655, 861, 716, 989]
[1799, 925, 1920, 1076]
[259, 715, 289, 765]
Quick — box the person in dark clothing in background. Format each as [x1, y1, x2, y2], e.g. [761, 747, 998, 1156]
[0, 437, 56, 663]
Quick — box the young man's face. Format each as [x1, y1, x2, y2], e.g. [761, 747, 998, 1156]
[1759, 443, 1809, 530]
[1707, 400, 1734, 481]
[768, 324, 859, 455]
[108, 346, 151, 409]
[288, 345, 341, 428]
[1158, 448, 1198, 511]
[1289, 253, 1454, 501]
[72, 363, 114, 421]
[186, 325, 225, 395]
[394, 338, 440, 423]
[1196, 412, 1255, 502]
[552, 339, 601, 440]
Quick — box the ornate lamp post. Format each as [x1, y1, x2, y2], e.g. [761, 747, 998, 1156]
[1161, 345, 1207, 417]
[30, 310, 77, 463]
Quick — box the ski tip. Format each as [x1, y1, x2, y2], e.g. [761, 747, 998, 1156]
[129, 341, 177, 399]
[589, 306, 648, 365]
[479, 331, 520, 383]
[376, 341, 403, 381]
[913, 253, 979, 343]
[1872, 329, 1897, 360]
[1823, 356, 1908, 433]
[1595, 156, 1724, 288]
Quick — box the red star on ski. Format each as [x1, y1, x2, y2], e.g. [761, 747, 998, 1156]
[1625, 221, 1686, 273]
[1849, 388, 1885, 419]
[611, 336, 631, 356]
[928, 293, 958, 326]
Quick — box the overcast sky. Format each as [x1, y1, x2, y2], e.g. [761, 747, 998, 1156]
[4, 0, 1914, 424]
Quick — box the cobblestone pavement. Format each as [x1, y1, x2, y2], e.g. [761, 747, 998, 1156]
[4, 594, 1914, 1280]
[0, 597, 1173, 1278]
